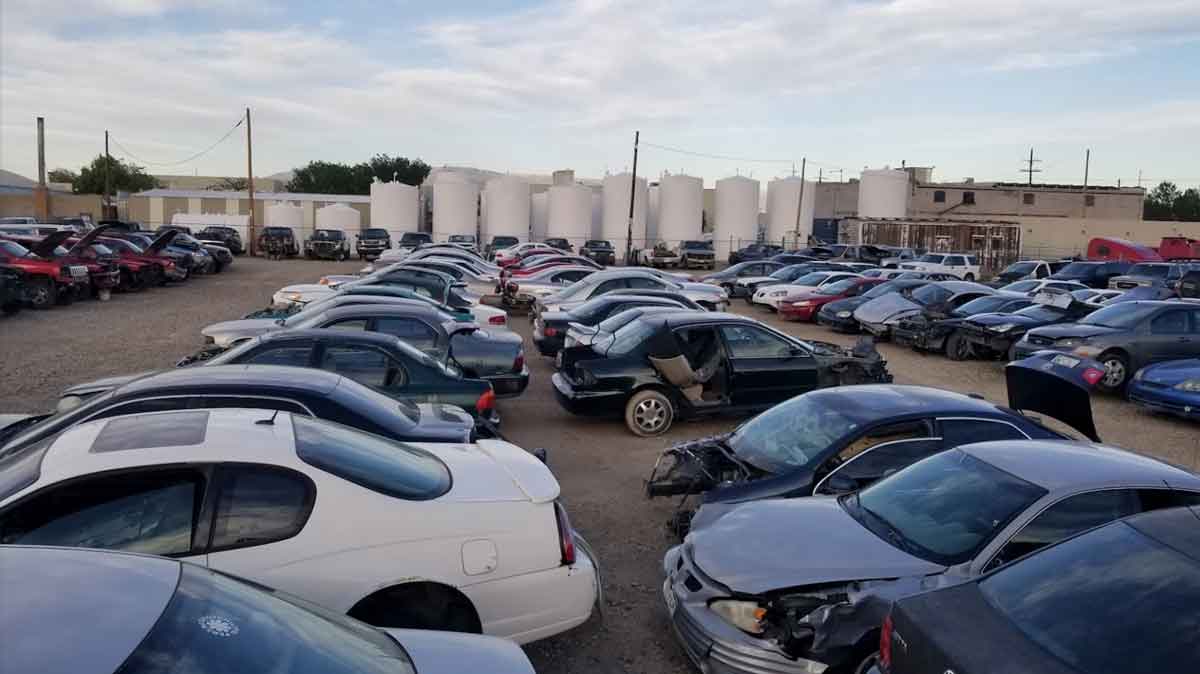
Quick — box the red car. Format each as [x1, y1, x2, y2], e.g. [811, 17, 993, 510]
[0, 235, 86, 308]
[99, 235, 181, 285]
[779, 276, 887, 322]
[66, 224, 170, 292]
[4, 230, 120, 298]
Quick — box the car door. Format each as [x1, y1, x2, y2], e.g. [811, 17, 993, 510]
[0, 462, 210, 566]
[626, 276, 671, 291]
[1143, 308, 1195, 363]
[813, 420, 940, 495]
[717, 323, 819, 406]
[588, 277, 630, 298]
[944, 255, 966, 276]
[231, 341, 318, 367]
[316, 343, 403, 391]
[371, 316, 441, 353]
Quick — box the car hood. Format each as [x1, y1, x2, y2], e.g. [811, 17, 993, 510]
[853, 292, 920, 324]
[60, 373, 149, 400]
[384, 629, 533, 674]
[1025, 323, 1119, 340]
[688, 497, 942, 594]
[27, 230, 74, 258]
[67, 224, 115, 254]
[1139, 358, 1200, 386]
[146, 230, 180, 254]
[275, 283, 336, 304]
[680, 281, 725, 296]
[966, 311, 1044, 327]
[823, 296, 870, 314]
[735, 276, 778, 286]
[201, 318, 282, 343]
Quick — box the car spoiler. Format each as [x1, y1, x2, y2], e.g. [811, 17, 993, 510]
[1005, 351, 1103, 442]
[147, 229, 180, 254]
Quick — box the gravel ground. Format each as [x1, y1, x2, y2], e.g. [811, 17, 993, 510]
[2, 256, 1198, 673]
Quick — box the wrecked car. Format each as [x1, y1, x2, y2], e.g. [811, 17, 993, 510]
[816, 279, 931, 332]
[647, 351, 1104, 538]
[0, 237, 85, 308]
[958, 287, 1096, 361]
[662, 433, 1200, 674]
[0, 264, 24, 315]
[552, 312, 891, 436]
[533, 291, 703, 356]
[891, 290, 1035, 359]
[853, 280, 995, 339]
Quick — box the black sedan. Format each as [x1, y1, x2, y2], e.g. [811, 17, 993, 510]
[892, 291, 1035, 359]
[552, 312, 892, 436]
[697, 261, 785, 294]
[1013, 300, 1200, 392]
[1047, 259, 1132, 288]
[958, 289, 1096, 360]
[533, 292, 703, 356]
[647, 351, 1104, 537]
[0, 365, 476, 453]
[817, 279, 931, 332]
[728, 243, 783, 265]
[581, 239, 616, 264]
[874, 505, 1200, 674]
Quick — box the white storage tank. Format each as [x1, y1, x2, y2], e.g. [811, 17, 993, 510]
[483, 176, 530, 244]
[547, 184, 592, 246]
[858, 168, 909, 218]
[266, 201, 303, 229]
[433, 180, 479, 241]
[714, 176, 760, 261]
[531, 191, 549, 241]
[315, 202, 362, 236]
[601, 173, 648, 252]
[766, 178, 815, 247]
[657, 174, 703, 247]
[646, 184, 660, 244]
[370, 179, 419, 244]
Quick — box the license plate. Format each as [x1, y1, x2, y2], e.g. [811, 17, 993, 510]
[1051, 354, 1081, 368]
[663, 579, 678, 615]
[555, 351, 564, 369]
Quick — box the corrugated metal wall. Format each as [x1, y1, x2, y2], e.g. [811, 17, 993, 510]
[842, 219, 1022, 275]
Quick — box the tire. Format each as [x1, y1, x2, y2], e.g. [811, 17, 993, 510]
[625, 389, 675, 437]
[945, 331, 974, 361]
[2, 302, 19, 315]
[1006, 343, 1018, 363]
[28, 277, 57, 309]
[963, 272, 975, 281]
[1097, 351, 1131, 393]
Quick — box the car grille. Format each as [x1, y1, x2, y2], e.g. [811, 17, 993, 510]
[1114, 280, 1141, 289]
[1027, 334, 1054, 346]
[672, 604, 714, 663]
[68, 265, 89, 280]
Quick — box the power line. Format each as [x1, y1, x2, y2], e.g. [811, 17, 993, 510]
[109, 115, 245, 168]
[639, 140, 795, 164]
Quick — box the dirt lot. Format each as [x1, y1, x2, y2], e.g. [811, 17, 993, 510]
[2, 256, 1198, 673]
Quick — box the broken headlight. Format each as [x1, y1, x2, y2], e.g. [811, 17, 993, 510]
[710, 599, 766, 634]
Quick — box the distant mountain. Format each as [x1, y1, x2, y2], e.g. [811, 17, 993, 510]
[0, 169, 37, 188]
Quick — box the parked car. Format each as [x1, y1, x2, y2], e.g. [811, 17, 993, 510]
[98, 234, 179, 285]
[447, 233, 477, 250]
[486, 235, 521, 260]
[1128, 357, 1200, 421]
[304, 228, 351, 260]
[0, 407, 600, 643]
[1047, 259, 1132, 288]
[196, 225, 244, 254]
[872, 505, 1200, 674]
[581, 239, 616, 264]
[553, 312, 891, 436]
[990, 258, 1069, 286]
[534, 269, 729, 315]
[959, 289, 1097, 361]
[892, 291, 1035, 359]
[894, 270, 961, 281]
[163, 232, 217, 274]
[879, 246, 920, 268]
[0, 237, 85, 308]
[854, 280, 995, 338]
[728, 242, 783, 265]
[544, 237, 573, 252]
[1108, 261, 1192, 290]
[1012, 300, 1200, 392]
[502, 254, 602, 282]
[563, 305, 698, 351]
[68, 227, 161, 292]
[257, 225, 300, 257]
[6, 230, 120, 298]
[750, 271, 862, 310]
[199, 304, 529, 397]
[257, 285, 481, 324]
[352, 227, 391, 259]
[647, 352, 1103, 536]
[699, 261, 786, 295]
[995, 278, 1088, 296]
[816, 279, 931, 332]
[533, 292, 704, 356]
[779, 276, 888, 322]
[1075, 287, 1125, 306]
[899, 252, 981, 280]
[679, 240, 716, 269]
[0, 546, 539, 674]
[500, 265, 597, 299]
[0, 365, 475, 451]
[396, 231, 433, 255]
[732, 262, 851, 299]
[410, 256, 499, 284]
[835, 244, 899, 266]
[0, 264, 24, 315]
[663, 439, 1200, 674]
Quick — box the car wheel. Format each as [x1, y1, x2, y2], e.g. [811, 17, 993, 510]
[945, 331, 974, 361]
[1097, 351, 1131, 393]
[28, 277, 57, 309]
[963, 272, 975, 281]
[625, 389, 674, 436]
[850, 651, 879, 674]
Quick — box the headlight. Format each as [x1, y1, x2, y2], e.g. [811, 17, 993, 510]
[1175, 379, 1200, 392]
[989, 323, 1016, 333]
[1072, 346, 1103, 358]
[1055, 337, 1084, 347]
[286, 292, 303, 302]
[791, 300, 812, 307]
[837, 310, 852, 318]
[709, 600, 766, 634]
[770, 290, 787, 297]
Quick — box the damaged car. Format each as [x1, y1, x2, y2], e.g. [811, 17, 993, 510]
[647, 352, 1105, 538]
[853, 280, 995, 339]
[891, 291, 1035, 359]
[816, 279, 930, 333]
[553, 312, 891, 436]
[662, 436, 1200, 674]
[958, 288, 1097, 361]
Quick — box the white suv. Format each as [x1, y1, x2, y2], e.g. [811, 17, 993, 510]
[901, 253, 981, 280]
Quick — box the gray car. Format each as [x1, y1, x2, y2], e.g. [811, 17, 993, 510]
[1012, 299, 1200, 392]
[0, 545, 535, 674]
[663, 439, 1200, 674]
[535, 269, 729, 316]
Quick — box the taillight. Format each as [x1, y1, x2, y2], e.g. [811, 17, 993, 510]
[543, 326, 558, 337]
[512, 351, 525, 372]
[554, 501, 576, 565]
[879, 614, 893, 671]
[488, 315, 507, 326]
[1082, 367, 1105, 386]
[476, 388, 496, 412]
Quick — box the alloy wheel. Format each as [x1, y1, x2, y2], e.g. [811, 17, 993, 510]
[1102, 358, 1126, 388]
[634, 398, 668, 433]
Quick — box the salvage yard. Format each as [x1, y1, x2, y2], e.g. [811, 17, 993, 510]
[1, 255, 1198, 674]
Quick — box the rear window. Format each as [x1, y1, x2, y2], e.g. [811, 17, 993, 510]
[980, 521, 1200, 674]
[292, 415, 449, 500]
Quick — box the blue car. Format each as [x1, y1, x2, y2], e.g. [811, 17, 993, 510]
[1129, 358, 1200, 421]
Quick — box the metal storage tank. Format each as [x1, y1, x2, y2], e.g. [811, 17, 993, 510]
[766, 178, 815, 247]
[483, 176, 530, 243]
[433, 180, 479, 241]
[601, 173, 648, 251]
[370, 179, 418, 243]
[646, 184, 660, 244]
[547, 184, 592, 246]
[714, 176, 760, 261]
[531, 191, 549, 241]
[858, 168, 909, 218]
[657, 174, 703, 247]
[315, 202, 362, 236]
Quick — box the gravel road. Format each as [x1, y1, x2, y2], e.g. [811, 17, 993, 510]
[2, 256, 1197, 673]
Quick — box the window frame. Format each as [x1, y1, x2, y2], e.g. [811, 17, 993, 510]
[937, 416, 1032, 448]
[962, 191, 976, 205]
[314, 342, 409, 389]
[1149, 309, 1191, 335]
[205, 462, 317, 554]
[1023, 193, 1035, 205]
[933, 190, 946, 203]
[368, 316, 442, 350]
[812, 419, 939, 495]
[717, 323, 804, 360]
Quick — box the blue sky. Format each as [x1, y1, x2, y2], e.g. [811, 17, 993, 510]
[2, 0, 1198, 188]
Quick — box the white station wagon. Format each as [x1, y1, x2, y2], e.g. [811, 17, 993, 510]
[0, 408, 600, 644]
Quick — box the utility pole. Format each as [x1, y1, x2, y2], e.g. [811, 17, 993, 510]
[1082, 148, 1091, 216]
[792, 157, 807, 250]
[818, 167, 823, 184]
[104, 129, 112, 217]
[625, 130, 640, 265]
[1020, 147, 1042, 186]
[33, 117, 49, 222]
[1137, 169, 1143, 189]
[245, 107, 256, 255]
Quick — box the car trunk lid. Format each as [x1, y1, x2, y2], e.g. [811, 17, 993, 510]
[27, 231, 74, 259]
[1005, 351, 1102, 441]
[435, 438, 560, 503]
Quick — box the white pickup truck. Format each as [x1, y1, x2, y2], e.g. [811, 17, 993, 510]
[900, 253, 981, 280]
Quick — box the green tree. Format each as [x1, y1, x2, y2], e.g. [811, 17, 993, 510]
[47, 168, 78, 185]
[209, 177, 249, 191]
[68, 155, 159, 195]
[367, 154, 430, 186]
[1173, 187, 1200, 222]
[285, 155, 430, 194]
[1144, 181, 1181, 220]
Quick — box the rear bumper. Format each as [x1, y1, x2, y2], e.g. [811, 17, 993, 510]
[551, 373, 626, 417]
[488, 365, 530, 398]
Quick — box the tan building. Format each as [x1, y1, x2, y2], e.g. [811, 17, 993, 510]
[153, 174, 286, 193]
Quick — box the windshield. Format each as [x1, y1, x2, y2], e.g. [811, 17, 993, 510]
[90, 244, 114, 256]
[1127, 264, 1171, 278]
[588, 240, 612, 249]
[956, 295, 1017, 316]
[682, 241, 712, 250]
[1080, 302, 1162, 328]
[0, 241, 32, 257]
[817, 278, 860, 295]
[727, 395, 855, 473]
[769, 265, 805, 280]
[863, 281, 912, 299]
[791, 272, 831, 286]
[1013, 304, 1066, 321]
[606, 318, 657, 356]
[362, 229, 388, 238]
[120, 564, 415, 674]
[597, 307, 649, 334]
[911, 284, 953, 306]
[847, 449, 1045, 565]
[448, 234, 473, 242]
[493, 237, 518, 246]
[918, 254, 945, 263]
[1001, 280, 1040, 293]
[1003, 262, 1038, 276]
[312, 230, 343, 240]
[264, 228, 292, 236]
[400, 233, 428, 244]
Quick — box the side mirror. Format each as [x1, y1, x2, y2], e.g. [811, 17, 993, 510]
[821, 472, 859, 494]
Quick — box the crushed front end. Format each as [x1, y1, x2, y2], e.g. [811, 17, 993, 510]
[647, 434, 763, 537]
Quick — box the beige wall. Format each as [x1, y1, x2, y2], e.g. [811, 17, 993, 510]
[912, 185, 1143, 221]
[0, 192, 104, 219]
[1018, 217, 1200, 258]
[154, 175, 283, 192]
[814, 181, 860, 219]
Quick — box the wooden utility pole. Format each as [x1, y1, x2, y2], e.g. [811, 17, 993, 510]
[1082, 148, 1091, 217]
[245, 107, 256, 255]
[1020, 147, 1042, 186]
[625, 130, 639, 265]
[33, 117, 49, 221]
[104, 130, 112, 216]
[792, 157, 807, 249]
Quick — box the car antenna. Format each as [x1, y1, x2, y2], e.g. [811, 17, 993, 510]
[255, 409, 281, 426]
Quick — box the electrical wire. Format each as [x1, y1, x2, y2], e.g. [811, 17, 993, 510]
[109, 115, 245, 167]
[639, 139, 850, 175]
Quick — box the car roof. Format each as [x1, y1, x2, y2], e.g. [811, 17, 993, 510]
[0, 546, 181, 674]
[934, 280, 994, 293]
[798, 384, 1007, 424]
[320, 304, 446, 322]
[1123, 506, 1200, 561]
[257, 328, 405, 349]
[649, 311, 762, 328]
[121, 364, 341, 396]
[960, 440, 1200, 492]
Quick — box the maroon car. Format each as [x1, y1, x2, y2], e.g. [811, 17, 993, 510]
[779, 276, 888, 322]
[66, 225, 168, 291]
[0, 236, 85, 308]
[4, 230, 119, 298]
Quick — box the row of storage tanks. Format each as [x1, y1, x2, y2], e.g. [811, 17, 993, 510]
[263, 169, 911, 261]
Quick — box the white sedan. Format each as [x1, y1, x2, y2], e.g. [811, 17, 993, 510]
[272, 283, 509, 329]
[751, 271, 862, 309]
[0, 408, 600, 645]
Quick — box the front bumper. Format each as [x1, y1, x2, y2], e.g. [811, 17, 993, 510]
[487, 365, 530, 398]
[816, 310, 858, 332]
[960, 327, 1019, 355]
[1128, 381, 1200, 421]
[779, 304, 818, 321]
[551, 373, 626, 417]
[683, 256, 716, 269]
[859, 321, 892, 339]
[90, 270, 120, 290]
[307, 245, 344, 259]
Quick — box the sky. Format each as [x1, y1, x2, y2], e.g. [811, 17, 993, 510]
[2, 0, 1199, 189]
